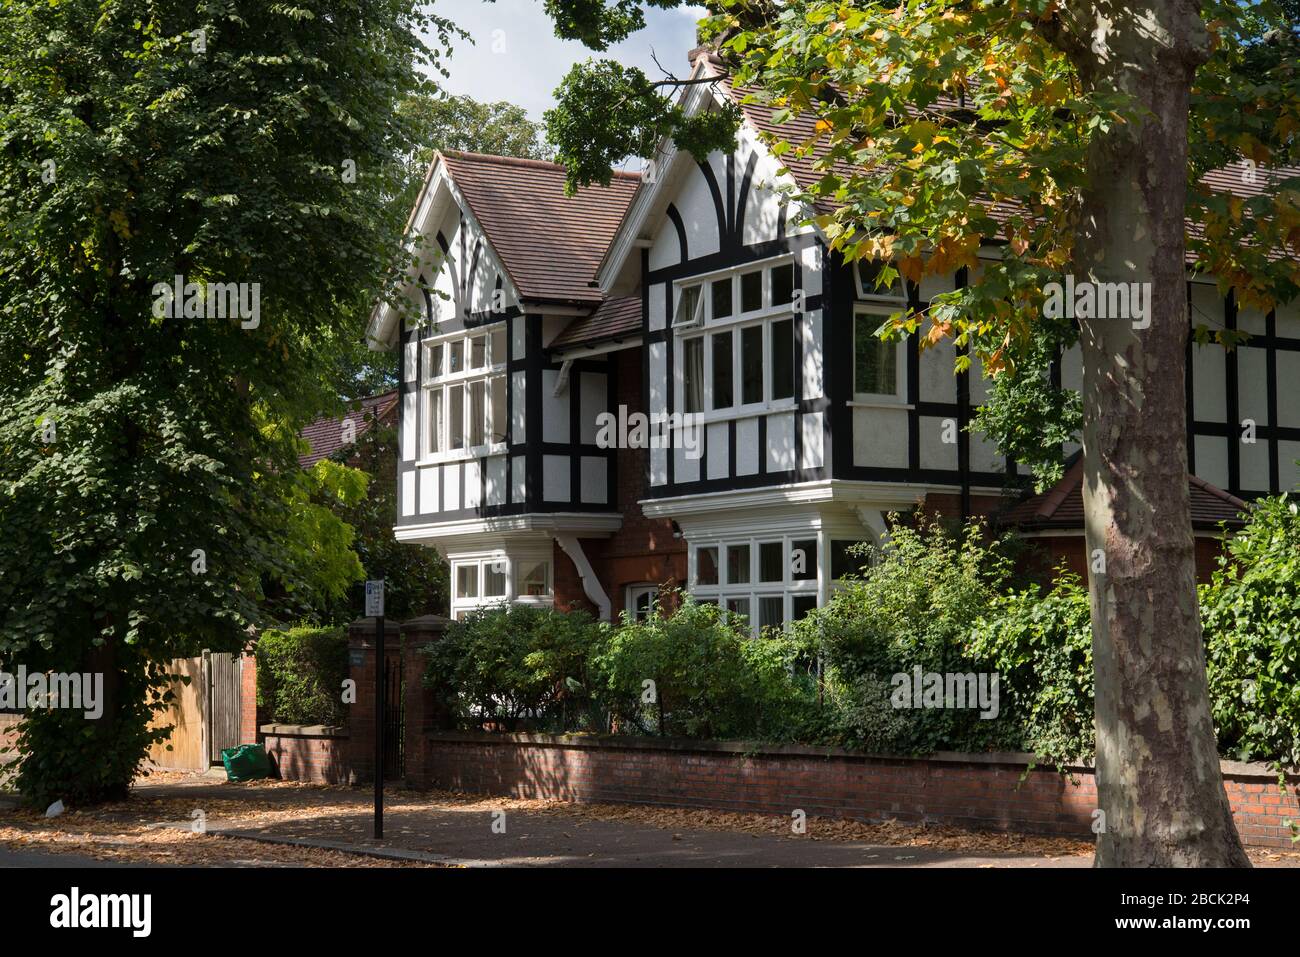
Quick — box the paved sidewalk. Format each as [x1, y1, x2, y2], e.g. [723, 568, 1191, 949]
[131, 777, 1094, 868]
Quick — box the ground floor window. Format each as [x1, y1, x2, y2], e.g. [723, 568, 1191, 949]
[689, 535, 819, 637]
[450, 554, 552, 619]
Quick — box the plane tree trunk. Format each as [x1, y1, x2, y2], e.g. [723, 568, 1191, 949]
[1045, 0, 1251, 867]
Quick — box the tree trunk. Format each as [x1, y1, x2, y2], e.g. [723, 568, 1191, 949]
[1057, 2, 1250, 866]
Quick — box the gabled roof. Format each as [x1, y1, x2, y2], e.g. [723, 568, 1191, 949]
[999, 457, 1249, 532]
[298, 390, 398, 468]
[440, 151, 641, 305]
[550, 296, 642, 350]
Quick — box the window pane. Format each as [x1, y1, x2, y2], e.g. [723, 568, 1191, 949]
[759, 596, 784, 632]
[449, 384, 465, 449]
[470, 336, 487, 369]
[831, 540, 866, 579]
[469, 380, 486, 446]
[791, 594, 817, 622]
[741, 325, 763, 404]
[683, 337, 705, 413]
[741, 270, 763, 312]
[771, 263, 795, 306]
[697, 546, 719, 586]
[759, 541, 783, 582]
[518, 560, 549, 597]
[726, 543, 751, 584]
[855, 314, 897, 395]
[484, 561, 507, 597]
[711, 278, 732, 320]
[770, 318, 794, 401]
[711, 331, 733, 409]
[429, 343, 443, 380]
[726, 598, 750, 628]
[490, 376, 507, 444]
[428, 389, 444, 454]
[490, 327, 507, 366]
[676, 285, 701, 325]
[455, 564, 478, 599]
[791, 539, 817, 581]
[858, 259, 904, 298]
[448, 340, 464, 374]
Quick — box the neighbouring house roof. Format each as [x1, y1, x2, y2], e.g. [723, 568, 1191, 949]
[298, 390, 398, 468]
[440, 151, 642, 306]
[550, 296, 642, 350]
[998, 456, 1249, 532]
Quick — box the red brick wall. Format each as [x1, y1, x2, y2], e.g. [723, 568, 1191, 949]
[553, 348, 687, 619]
[412, 733, 1300, 849]
[262, 731, 352, 785]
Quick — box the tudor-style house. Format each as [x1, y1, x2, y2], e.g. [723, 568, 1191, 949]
[366, 50, 1300, 627]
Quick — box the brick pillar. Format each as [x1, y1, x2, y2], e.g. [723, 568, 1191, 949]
[346, 617, 401, 784]
[239, 648, 259, 744]
[398, 614, 451, 788]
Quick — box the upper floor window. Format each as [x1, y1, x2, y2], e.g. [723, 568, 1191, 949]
[854, 306, 902, 400]
[422, 325, 508, 458]
[855, 259, 905, 300]
[676, 258, 799, 418]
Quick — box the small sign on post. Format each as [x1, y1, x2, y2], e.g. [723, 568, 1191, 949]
[365, 580, 385, 618]
[366, 578, 386, 838]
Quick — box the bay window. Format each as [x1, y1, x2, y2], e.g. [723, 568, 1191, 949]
[421, 324, 508, 459]
[690, 535, 820, 637]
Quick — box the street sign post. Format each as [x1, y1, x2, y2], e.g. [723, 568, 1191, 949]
[366, 579, 385, 838]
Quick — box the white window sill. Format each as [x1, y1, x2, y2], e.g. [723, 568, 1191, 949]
[417, 443, 508, 467]
[847, 399, 912, 410]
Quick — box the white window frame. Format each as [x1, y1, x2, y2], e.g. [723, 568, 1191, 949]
[852, 304, 906, 405]
[673, 256, 800, 425]
[625, 584, 659, 622]
[688, 534, 821, 637]
[448, 553, 553, 620]
[854, 258, 907, 302]
[420, 323, 508, 464]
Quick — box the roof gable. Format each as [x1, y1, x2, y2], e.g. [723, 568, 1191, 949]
[441, 151, 641, 306]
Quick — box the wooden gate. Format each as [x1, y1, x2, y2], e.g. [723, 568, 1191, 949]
[206, 651, 243, 764]
[147, 651, 243, 770]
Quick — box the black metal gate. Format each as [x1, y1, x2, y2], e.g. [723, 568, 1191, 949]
[383, 655, 404, 779]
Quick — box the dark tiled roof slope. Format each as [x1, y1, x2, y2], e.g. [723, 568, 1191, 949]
[441, 151, 641, 305]
[999, 457, 1249, 531]
[298, 390, 398, 468]
[550, 296, 642, 349]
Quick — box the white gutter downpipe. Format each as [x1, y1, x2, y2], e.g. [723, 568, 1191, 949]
[554, 535, 612, 622]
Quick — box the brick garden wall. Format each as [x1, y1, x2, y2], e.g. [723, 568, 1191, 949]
[261, 727, 352, 785]
[411, 732, 1300, 849]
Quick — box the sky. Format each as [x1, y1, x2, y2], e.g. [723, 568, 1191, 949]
[425, 0, 706, 122]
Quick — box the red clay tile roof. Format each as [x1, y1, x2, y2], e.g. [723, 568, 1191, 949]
[550, 296, 642, 350]
[298, 390, 398, 468]
[999, 457, 1249, 531]
[440, 151, 641, 305]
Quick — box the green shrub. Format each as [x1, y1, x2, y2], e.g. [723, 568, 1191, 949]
[595, 597, 812, 739]
[422, 604, 605, 732]
[797, 515, 1022, 754]
[256, 625, 349, 726]
[968, 573, 1094, 764]
[1201, 493, 1300, 767]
